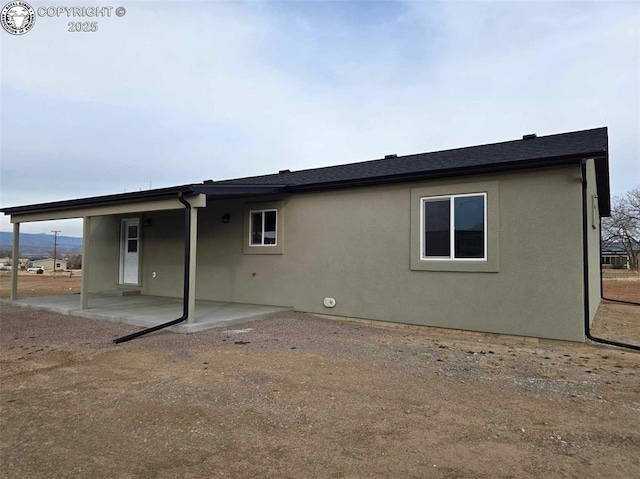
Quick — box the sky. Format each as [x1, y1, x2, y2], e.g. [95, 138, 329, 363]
[1, 0, 639, 237]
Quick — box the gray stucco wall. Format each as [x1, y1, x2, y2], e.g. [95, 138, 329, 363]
[87, 215, 120, 293]
[87, 165, 589, 341]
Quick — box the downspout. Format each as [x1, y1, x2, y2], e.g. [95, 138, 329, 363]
[113, 191, 192, 344]
[581, 160, 640, 352]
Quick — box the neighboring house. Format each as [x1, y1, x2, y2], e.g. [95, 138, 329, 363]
[1, 127, 610, 342]
[31, 258, 68, 271]
[0, 257, 29, 270]
[602, 241, 640, 269]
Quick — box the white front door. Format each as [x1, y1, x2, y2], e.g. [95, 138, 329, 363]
[120, 218, 140, 285]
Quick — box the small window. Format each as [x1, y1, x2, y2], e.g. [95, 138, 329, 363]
[421, 193, 486, 261]
[250, 209, 277, 246]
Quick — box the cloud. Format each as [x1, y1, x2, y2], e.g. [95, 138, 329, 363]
[1, 0, 638, 236]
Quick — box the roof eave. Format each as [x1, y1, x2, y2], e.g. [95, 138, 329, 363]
[289, 151, 605, 189]
[0, 184, 289, 217]
[0, 186, 197, 216]
[193, 184, 287, 197]
[289, 150, 611, 217]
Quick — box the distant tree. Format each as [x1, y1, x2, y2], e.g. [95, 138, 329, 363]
[602, 186, 640, 270]
[0, 249, 12, 258]
[67, 254, 82, 270]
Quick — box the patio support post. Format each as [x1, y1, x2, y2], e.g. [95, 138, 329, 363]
[10, 222, 19, 300]
[187, 205, 198, 323]
[81, 216, 91, 309]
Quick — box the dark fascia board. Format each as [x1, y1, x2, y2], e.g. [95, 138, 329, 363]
[193, 185, 287, 196]
[288, 150, 611, 216]
[594, 154, 610, 216]
[600, 128, 611, 216]
[0, 185, 195, 216]
[0, 184, 287, 217]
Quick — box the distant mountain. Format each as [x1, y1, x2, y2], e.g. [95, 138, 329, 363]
[0, 232, 83, 256]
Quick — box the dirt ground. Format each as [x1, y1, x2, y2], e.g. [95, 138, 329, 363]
[0, 272, 82, 299]
[1, 277, 639, 478]
[601, 269, 640, 304]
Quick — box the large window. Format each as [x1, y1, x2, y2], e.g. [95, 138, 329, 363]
[421, 193, 486, 260]
[411, 182, 498, 272]
[250, 209, 277, 246]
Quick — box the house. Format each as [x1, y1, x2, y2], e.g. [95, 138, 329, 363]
[1, 127, 610, 342]
[0, 257, 29, 270]
[601, 241, 640, 269]
[31, 258, 68, 271]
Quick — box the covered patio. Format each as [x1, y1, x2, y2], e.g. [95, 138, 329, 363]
[2, 294, 292, 334]
[1, 183, 289, 340]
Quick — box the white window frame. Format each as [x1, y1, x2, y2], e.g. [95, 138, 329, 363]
[249, 209, 278, 247]
[420, 192, 487, 261]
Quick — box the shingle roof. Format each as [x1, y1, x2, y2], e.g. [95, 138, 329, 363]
[213, 127, 608, 187]
[1, 127, 610, 217]
[210, 126, 610, 215]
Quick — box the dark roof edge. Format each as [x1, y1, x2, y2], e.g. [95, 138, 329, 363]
[1, 184, 287, 216]
[193, 185, 287, 196]
[288, 151, 611, 215]
[1, 186, 193, 216]
[288, 151, 605, 191]
[596, 127, 611, 216]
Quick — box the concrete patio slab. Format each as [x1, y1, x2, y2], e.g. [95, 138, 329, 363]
[1, 294, 293, 334]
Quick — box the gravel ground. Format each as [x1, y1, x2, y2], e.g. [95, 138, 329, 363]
[1, 300, 639, 479]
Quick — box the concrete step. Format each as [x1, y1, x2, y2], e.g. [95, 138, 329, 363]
[98, 289, 141, 297]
